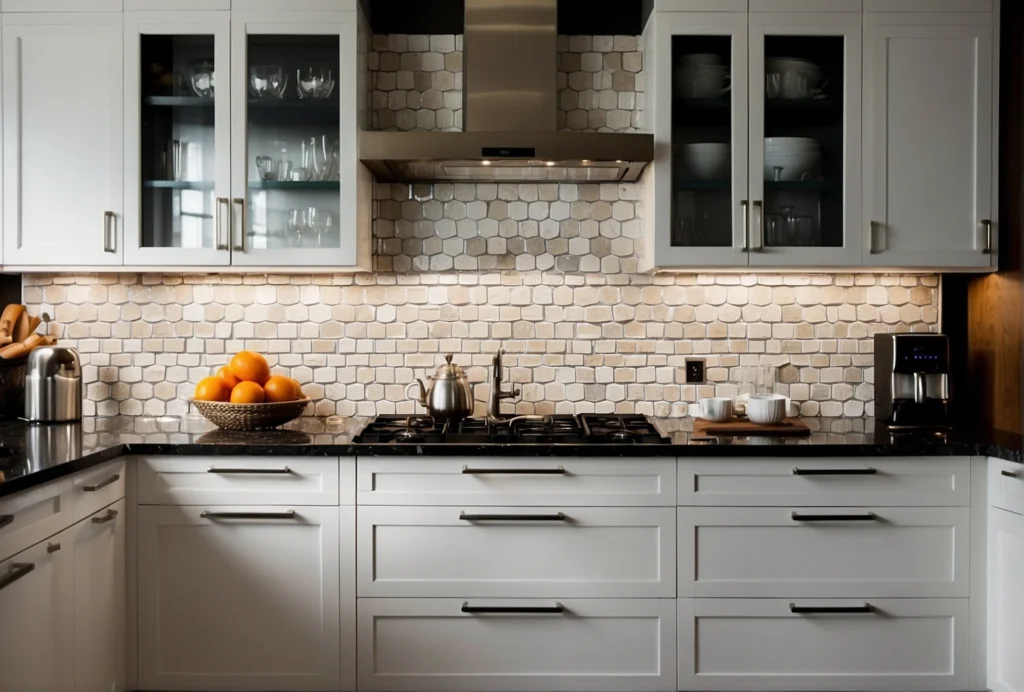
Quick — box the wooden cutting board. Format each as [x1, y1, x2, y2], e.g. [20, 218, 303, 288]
[694, 417, 812, 436]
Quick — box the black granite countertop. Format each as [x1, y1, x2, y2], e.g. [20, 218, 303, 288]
[0, 415, 1020, 499]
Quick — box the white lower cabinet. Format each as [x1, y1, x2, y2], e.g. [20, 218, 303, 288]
[73, 499, 126, 692]
[679, 598, 970, 692]
[0, 525, 74, 692]
[988, 507, 1024, 692]
[679, 506, 969, 597]
[357, 598, 677, 692]
[137, 504, 343, 691]
[357, 506, 675, 598]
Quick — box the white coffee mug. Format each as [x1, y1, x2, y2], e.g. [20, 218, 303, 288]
[700, 397, 734, 422]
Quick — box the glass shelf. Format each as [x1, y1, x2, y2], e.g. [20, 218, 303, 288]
[249, 180, 339, 191]
[248, 98, 339, 109]
[144, 96, 214, 107]
[764, 181, 839, 193]
[144, 180, 215, 190]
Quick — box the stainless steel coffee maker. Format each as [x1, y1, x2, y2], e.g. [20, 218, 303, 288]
[874, 333, 951, 428]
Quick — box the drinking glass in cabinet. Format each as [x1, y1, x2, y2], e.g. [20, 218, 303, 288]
[761, 37, 844, 249]
[245, 35, 341, 251]
[140, 35, 217, 251]
[670, 36, 734, 249]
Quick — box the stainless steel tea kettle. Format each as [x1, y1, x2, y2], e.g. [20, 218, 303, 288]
[406, 354, 474, 420]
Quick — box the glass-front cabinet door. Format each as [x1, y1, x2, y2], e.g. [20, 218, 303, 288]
[747, 13, 862, 266]
[123, 12, 232, 266]
[231, 13, 360, 267]
[651, 13, 749, 268]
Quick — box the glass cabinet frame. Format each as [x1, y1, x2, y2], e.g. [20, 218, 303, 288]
[123, 11, 233, 267]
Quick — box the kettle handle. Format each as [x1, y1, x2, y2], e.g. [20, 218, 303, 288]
[406, 379, 427, 407]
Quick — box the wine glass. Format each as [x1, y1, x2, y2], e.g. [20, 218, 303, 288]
[287, 208, 308, 246]
[307, 207, 332, 248]
[297, 64, 335, 99]
[249, 64, 288, 99]
[188, 59, 215, 98]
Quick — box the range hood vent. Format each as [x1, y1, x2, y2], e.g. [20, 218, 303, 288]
[359, 0, 653, 184]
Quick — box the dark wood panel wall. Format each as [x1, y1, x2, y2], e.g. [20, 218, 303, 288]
[954, 1, 1024, 433]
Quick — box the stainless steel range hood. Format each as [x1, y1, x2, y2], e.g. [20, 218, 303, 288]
[359, 0, 653, 183]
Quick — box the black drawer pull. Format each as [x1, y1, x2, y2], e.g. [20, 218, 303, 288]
[463, 466, 566, 475]
[1001, 470, 1020, 478]
[462, 603, 565, 615]
[0, 563, 34, 592]
[0, 514, 13, 531]
[790, 603, 874, 615]
[208, 466, 293, 474]
[200, 510, 297, 520]
[83, 474, 120, 492]
[793, 468, 877, 476]
[791, 512, 877, 522]
[459, 512, 567, 522]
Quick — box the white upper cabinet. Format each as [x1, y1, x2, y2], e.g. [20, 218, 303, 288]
[229, 10, 371, 269]
[123, 10, 233, 266]
[2, 13, 124, 266]
[1, 0, 121, 10]
[747, 12, 863, 267]
[862, 12, 995, 268]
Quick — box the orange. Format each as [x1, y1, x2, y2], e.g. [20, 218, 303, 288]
[194, 376, 231, 402]
[264, 375, 302, 403]
[228, 350, 271, 384]
[216, 365, 241, 390]
[230, 381, 265, 404]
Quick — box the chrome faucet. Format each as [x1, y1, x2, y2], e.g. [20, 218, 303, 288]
[488, 348, 520, 421]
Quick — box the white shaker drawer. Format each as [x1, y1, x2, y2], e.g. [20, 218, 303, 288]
[679, 598, 970, 691]
[679, 506, 969, 598]
[988, 458, 1024, 515]
[678, 458, 970, 506]
[0, 479, 71, 562]
[72, 460, 125, 521]
[358, 598, 677, 692]
[358, 506, 675, 598]
[357, 458, 677, 506]
[137, 456, 341, 506]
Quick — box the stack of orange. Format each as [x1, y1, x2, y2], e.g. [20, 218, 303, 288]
[194, 351, 304, 404]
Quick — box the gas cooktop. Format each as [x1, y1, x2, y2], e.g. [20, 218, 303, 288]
[353, 414, 669, 445]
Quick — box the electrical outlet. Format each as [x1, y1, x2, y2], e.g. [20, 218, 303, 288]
[685, 358, 705, 384]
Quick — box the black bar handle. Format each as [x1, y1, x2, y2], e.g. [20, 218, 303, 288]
[83, 474, 120, 492]
[0, 563, 34, 592]
[1001, 470, 1020, 478]
[790, 603, 874, 614]
[462, 603, 565, 615]
[460, 512, 567, 522]
[208, 467, 292, 475]
[462, 466, 566, 475]
[0, 514, 13, 531]
[793, 468, 877, 476]
[791, 512, 877, 522]
[201, 510, 297, 520]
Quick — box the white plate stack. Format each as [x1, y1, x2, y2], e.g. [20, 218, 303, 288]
[674, 53, 730, 100]
[763, 137, 821, 182]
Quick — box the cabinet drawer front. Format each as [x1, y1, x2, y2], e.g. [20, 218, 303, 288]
[138, 456, 340, 506]
[679, 598, 969, 691]
[0, 479, 71, 562]
[988, 459, 1024, 515]
[358, 598, 677, 692]
[72, 459, 125, 521]
[138, 505, 342, 691]
[678, 458, 970, 506]
[358, 506, 675, 598]
[357, 458, 677, 506]
[680, 506, 968, 597]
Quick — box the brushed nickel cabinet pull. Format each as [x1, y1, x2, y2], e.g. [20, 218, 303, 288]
[460, 512, 567, 522]
[0, 563, 34, 592]
[103, 211, 117, 253]
[982, 219, 993, 254]
[792, 512, 877, 522]
[1001, 469, 1019, 479]
[216, 197, 230, 250]
[462, 602, 565, 615]
[232, 198, 246, 252]
[83, 474, 120, 492]
[91, 509, 118, 524]
[740, 200, 749, 252]
[46, 542, 61, 553]
[207, 466, 292, 475]
[462, 466, 565, 475]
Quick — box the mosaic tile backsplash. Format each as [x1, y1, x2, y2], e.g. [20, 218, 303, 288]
[23, 267, 939, 420]
[368, 34, 644, 133]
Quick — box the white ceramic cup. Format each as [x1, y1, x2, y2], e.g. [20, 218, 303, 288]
[700, 397, 734, 422]
[746, 394, 788, 425]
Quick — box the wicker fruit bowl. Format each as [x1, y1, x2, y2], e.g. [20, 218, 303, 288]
[192, 398, 312, 431]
